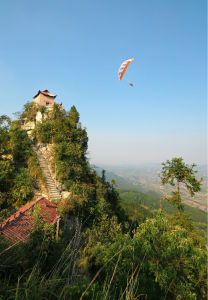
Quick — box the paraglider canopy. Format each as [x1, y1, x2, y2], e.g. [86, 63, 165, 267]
[118, 58, 134, 81]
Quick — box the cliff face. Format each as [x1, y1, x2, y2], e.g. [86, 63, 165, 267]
[32, 144, 62, 201]
[21, 103, 44, 136]
[20, 101, 75, 203]
[21, 101, 65, 137]
[0, 100, 89, 217]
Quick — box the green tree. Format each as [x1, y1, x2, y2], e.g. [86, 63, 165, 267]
[160, 157, 201, 211]
[21, 102, 38, 122]
[0, 160, 14, 191]
[133, 212, 207, 299]
[9, 123, 31, 166]
[50, 103, 65, 120]
[68, 105, 80, 128]
[11, 168, 33, 208]
[0, 115, 11, 157]
[0, 160, 14, 221]
[83, 211, 207, 299]
[0, 114, 11, 131]
[35, 121, 54, 143]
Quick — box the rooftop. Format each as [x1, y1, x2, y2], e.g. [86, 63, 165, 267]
[33, 90, 57, 99]
[0, 198, 59, 243]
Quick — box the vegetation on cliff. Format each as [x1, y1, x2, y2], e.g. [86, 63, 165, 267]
[0, 115, 43, 220]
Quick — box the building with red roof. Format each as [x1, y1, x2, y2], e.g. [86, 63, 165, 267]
[0, 198, 59, 243]
[33, 89, 57, 107]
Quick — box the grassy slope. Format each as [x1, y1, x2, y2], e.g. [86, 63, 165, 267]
[119, 189, 207, 239]
[96, 167, 207, 236]
[119, 189, 207, 224]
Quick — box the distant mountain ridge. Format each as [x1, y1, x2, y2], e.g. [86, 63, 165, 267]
[96, 164, 207, 212]
[94, 166, 144, 191]
[93, 165, 207, 237]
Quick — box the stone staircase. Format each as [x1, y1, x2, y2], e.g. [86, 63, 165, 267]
[33, 146, 62, 201]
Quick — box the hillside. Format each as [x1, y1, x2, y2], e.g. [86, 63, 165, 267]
[96, 166, 207, 225]
[94, 166, 144, 191]
[119, 189, 207, 238]
[100, 164, 207, 211]
[0, 100, 207, 299]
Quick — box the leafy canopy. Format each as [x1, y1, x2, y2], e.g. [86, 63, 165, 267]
[160, 157, 202, 211]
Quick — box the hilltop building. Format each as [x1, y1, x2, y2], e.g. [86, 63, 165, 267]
[21, 89, 59, 134]
[33, 90, 57, 107]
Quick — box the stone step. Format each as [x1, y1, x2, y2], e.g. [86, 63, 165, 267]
[40, 165, 50, 169]
[48, 185, 58, 189]
[50, 193, 60, 196]
[41, 168, 51, 173]
[40, 164, 48, 170]
[45, 177, 55, 181]
[41, 169, 50, 173]
[49, 190, 60, 194]
[33, 147, 62, 199]
[49, 188, 59, 191]
[50, 190, 61, 194]
[47, 184, 58, 187]
[45, 178, 54, 182]
[47, 185, 57, 189]
[45, 176, 54, 180]
[41, 170, 50, 174]
[50, 195, 61, 199]
[42, 172, 52, 176]
[47, 182, 57, 186]
[47, 184, 59, 189]
[39, 165, 48, 168]
[43, 173, 52, 177]
[49, 189, 60, 193]
[48, 184, 59, 188]
[50, 188, 61, 193]
[45, 180, 54, 184]
[46, 180, 55, 184]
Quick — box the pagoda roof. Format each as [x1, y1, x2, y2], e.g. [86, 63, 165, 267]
[0, 198, 59, 243]
[33, 90, 57, 99]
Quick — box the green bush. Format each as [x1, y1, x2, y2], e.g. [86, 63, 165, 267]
[11, 168, 33, 208]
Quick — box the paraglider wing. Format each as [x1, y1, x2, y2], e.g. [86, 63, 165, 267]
[118, 58, 134, 80]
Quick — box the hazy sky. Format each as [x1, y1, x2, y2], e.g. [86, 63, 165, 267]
[0, 0, 206, 165]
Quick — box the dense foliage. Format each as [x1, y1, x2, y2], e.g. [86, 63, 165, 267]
[160, 157, 202, 211]
[119, 188, 207, 241]
[34, 104, 90, 187]
[0, 115, 44, 220]
[0, 105, 207, 299]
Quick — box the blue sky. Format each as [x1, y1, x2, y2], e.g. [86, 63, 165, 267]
[0, 0, 206, 165]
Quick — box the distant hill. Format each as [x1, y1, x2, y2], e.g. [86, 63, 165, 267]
[98, 164, 207, 211]
[94, 165, 207, 238]
[119, 189, 207, 224]
[119, 189, 207, 239]
[94, 166, 144, 191]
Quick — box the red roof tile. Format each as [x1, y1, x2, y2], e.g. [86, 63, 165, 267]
[0, 198, 59, 243]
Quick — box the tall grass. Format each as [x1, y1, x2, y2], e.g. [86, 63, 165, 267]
[0, 227, 148, 300]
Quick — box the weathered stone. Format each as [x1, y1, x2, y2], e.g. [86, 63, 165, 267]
[62, 191, 72, 199]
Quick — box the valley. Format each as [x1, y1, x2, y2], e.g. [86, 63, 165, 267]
[98, 164, 207, 211]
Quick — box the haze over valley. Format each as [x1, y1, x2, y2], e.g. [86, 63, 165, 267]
[96, 163, 207, 211]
